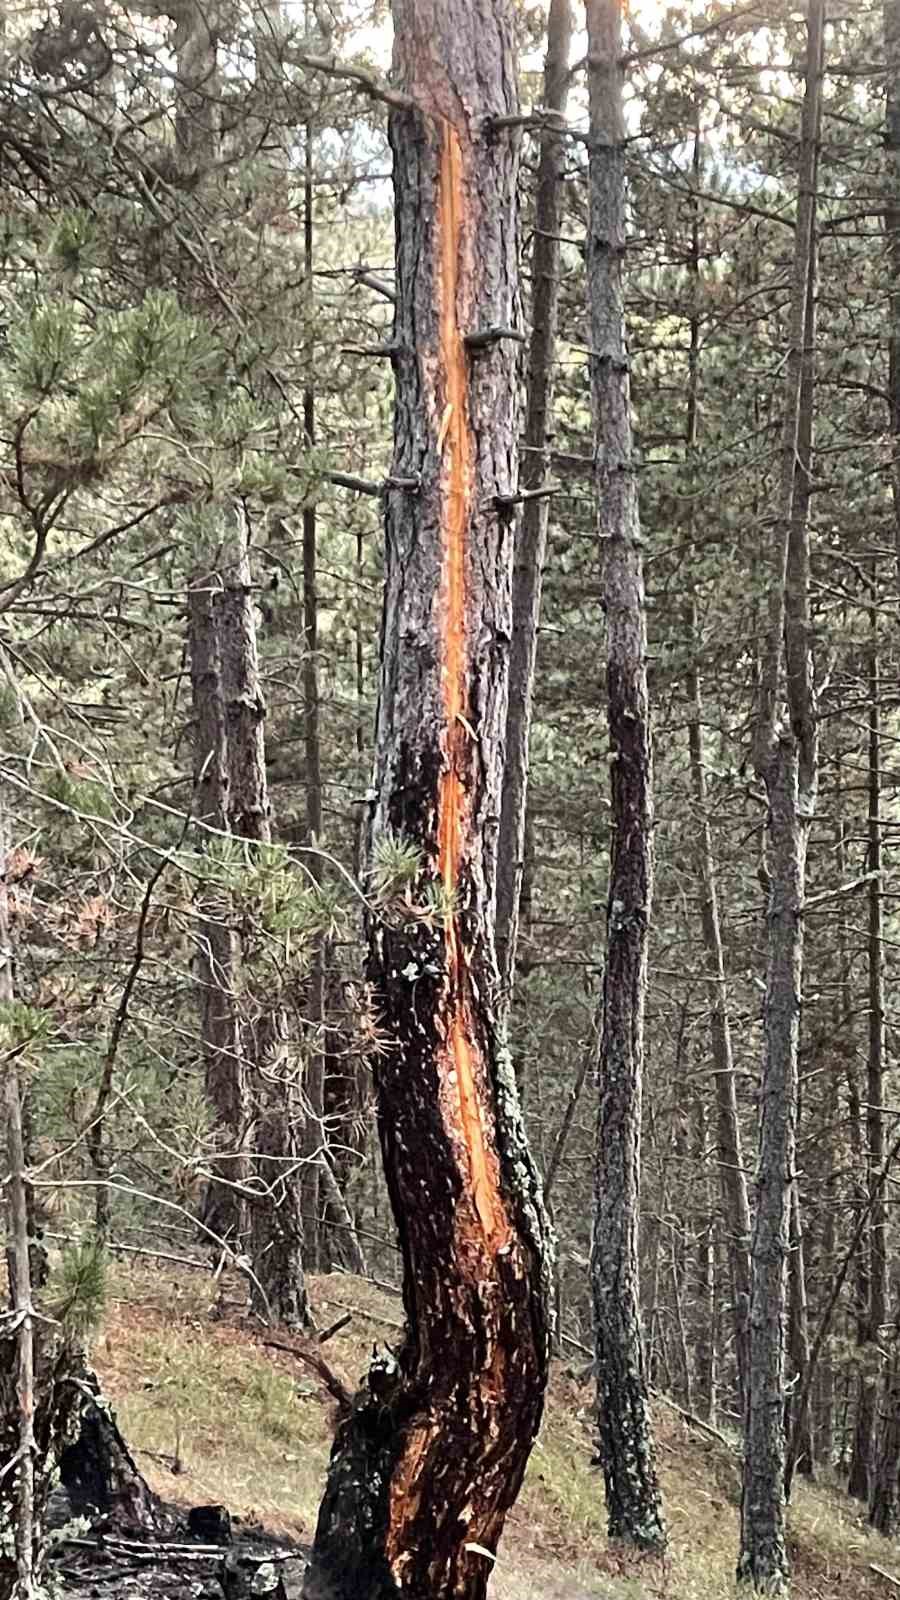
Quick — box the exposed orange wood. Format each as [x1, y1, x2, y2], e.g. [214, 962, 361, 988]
[434, 119, 510, 1257]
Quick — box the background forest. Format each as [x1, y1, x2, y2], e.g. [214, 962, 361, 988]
[2, 0, 900, 1594]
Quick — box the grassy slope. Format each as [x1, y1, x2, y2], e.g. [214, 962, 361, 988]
[96, 1263, 900, 1600]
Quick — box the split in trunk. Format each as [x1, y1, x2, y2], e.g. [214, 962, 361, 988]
[302, 4, 553, 1593]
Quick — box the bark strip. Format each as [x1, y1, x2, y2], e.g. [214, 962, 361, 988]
[303, 5, 552, 1594]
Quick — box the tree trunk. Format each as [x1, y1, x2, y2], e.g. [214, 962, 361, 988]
[302, 4, 553, 1593]
[189, 568, 246, 1244]
[300, 102, 327, 1272]
[786, 1186, 815, 1483]
[847, 1076, 875, 1501]
[693, 1101, 718, 1425]
[848, 603, 887, 1503]
[0, 814, 81, 1600]
[869, 1346, 900, 1537]
[812, 803, 851, 1466]
[738, 3, 823, 1587]
[687, 631, 752, 1413]
[59, 1361, 160, 1533]
[495, 0, 573, 1021]
[217, 524, 311, 1330]
[585, 0, 666, 1553]
[681, 108, 751, 1420]
[885, 0, 900, 574]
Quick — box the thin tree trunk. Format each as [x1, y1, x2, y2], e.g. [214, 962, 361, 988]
[495, 0, 572, 1021]
[300, 95, 326, 1273]
[885, 0, 900, 574]
[847, 1052, 874, 1501]
[694, 1101, 717, 1425]
[544, 1026, 594, 1204]
[687, 631, 752, 1412]
[869, 1344, 900, 1536]
[217, 522, 311, 1330]
[3, 1074, 37, 1600]
[177, 5, 247, 1248]
[782, 240, 818, 1496]
[858, 602, 889, 1516]
[190, 569, 246, 1243]
[738, 4, 823, 1586]
[302, 5, 553, 1592]
[786, 1186, 815, 1483]
[585, 0, 666, 1552]
[0, 806, 81, 1600]
[812, 798, 851, 1466]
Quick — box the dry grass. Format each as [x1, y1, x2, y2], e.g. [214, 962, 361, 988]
[93, 1263, 900, 1599]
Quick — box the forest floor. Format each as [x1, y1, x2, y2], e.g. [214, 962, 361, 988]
[56, 1259, 900, 1600]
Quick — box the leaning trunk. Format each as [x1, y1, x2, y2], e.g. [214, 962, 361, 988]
[302, 4, 553, 1594]
[585, 0, 666, 1552]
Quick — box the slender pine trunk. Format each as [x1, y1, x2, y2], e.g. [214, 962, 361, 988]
[738, 4, 823, 1586]
[495, 0, 572, 1022]
[585, 0, 666, 1552]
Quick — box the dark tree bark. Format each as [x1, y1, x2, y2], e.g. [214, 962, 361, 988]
[681, 110, 751, 1420]
[585, 0, 666, 1553]
[885, 0, 900, 575]
[687, 620, 752, 1412]
[786, 1186, 815, 1483]
[300, 108, 326, 1271]
[495, 0, 573, 1020]
[60, 1361, 160, 1532]
[177, 0, 245, 1249]
[189, 568, 247, 1244]
[869, 1345, 900, 1537]
[217, 526, 312, 1331]
[0, 815, 81, 1600]
[302, 4, 553, 1594]
[693, 1102, 718, 1425]
[738, 3, 823, 1588]
[173, 2, 310, 1322]
[857, 603, 889, 1513]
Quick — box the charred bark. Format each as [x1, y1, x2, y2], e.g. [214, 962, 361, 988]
[585, 0, 666, 1553]
[302, 4, 552, 1595]
[59, 1362, 160, 1532]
